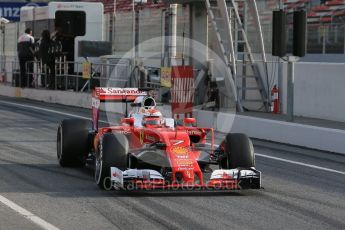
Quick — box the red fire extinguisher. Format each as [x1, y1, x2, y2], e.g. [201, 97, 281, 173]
[271, 85, 280, 114]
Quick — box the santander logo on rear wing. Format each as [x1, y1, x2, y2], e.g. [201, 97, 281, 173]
[95, 87, 147, 101]
[91, 87, 147, 130]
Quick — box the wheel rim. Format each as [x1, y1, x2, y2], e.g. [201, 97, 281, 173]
[95, 145, 103, 184]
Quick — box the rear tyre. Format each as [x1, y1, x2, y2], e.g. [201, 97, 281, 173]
[57, 119, 91, 167]
[220, 133, 255, 169]
[95, 133, 128, 190]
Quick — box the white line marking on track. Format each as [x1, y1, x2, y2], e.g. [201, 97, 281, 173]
[0, 100, 107, 123]
[0, 195, 60, 230]
[0, 100, 91, 120]
[255, 153, 345, 175]
[2, 100, 345, 176]
[206, 145, 345, 176]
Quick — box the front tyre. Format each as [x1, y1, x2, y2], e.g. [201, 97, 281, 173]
[95, 133, 128, 190]
[220, 133, 255, 169]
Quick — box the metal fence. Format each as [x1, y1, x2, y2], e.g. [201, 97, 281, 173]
[0, 55, 174, 93]
[0, 55, 19, 86]
[0, 51, 264, 112]
[16, 58, 134, 92]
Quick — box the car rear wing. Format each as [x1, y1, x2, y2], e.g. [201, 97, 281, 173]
[95, 87, 147, 102]
[91, 87, 147, 130]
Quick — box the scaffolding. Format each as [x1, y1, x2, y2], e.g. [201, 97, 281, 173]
[206, 0, 270, 112]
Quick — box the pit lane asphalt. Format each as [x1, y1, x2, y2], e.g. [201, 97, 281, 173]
[0, 96, 344, 230]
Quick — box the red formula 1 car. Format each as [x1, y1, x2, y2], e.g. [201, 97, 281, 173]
[57, 87, 261, 191]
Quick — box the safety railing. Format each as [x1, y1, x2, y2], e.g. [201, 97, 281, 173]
[21, 58, 133, 92]
[19, 57, 175, 93]
[1, 55, 216, 113]
[0, 56, 20, 86]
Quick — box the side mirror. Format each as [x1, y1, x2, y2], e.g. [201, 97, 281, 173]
[121, 117, 134, 126]
[183, 118, 196, 126]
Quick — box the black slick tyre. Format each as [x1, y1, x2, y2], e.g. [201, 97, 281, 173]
[221, 133, 255, 169]
[95, 133, 128, 190]
[57, 119, 91, 167]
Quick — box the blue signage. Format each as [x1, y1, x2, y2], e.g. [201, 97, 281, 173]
[0, 2, 47, 22]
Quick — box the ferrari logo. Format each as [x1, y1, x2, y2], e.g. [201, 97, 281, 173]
[186, 171, 191, 178]
[140, 130, 144, 144]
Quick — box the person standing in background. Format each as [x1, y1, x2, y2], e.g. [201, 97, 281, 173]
[39, 30, 55, 89]
[17, 28, 34, 87]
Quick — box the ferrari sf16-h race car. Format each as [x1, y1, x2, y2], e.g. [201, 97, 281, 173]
[57, 87, 261, 191]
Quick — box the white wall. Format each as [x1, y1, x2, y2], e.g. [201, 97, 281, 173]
[194, 110, 345, 154]
[281, 62, 345, 122]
